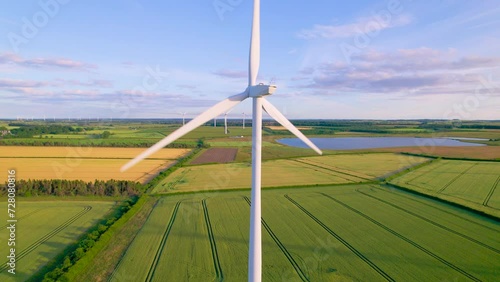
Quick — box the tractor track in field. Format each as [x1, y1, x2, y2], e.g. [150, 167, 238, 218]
[243, 196, 309, 282]
[483, 176, 500, 207]
[319, 193, 482, 282]
[402, 161, 448, 184]
[0, 206, 92, 273]
[375, 186, 500, 232]
[293, 159, 370, 182]
[145, 201, 181, 282]
[437, 164, 477, 194]
[0, 208, 44, 229]
[202, 199, 223, 282]
[357, 189, 500, 255]
[284, 194, 395, 282]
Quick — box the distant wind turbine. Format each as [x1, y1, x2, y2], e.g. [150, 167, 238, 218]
[224, 113, 228, 134]
[243, 112, 246, 129]
[180, 112, 186, 125]
[120, 1, 322, 281]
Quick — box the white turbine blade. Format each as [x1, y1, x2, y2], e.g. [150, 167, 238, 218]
[248, 0, 260, 86]
[121, 92, 248, 172]
[262, 99, 322, 155]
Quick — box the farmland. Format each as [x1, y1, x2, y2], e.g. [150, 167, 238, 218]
[152, 153, 428, 193]
[0, 200, 115, 282]
[112, 184, 500, 281]
[2, 119, 500, 281]
[390, 159, 500, 217]
[0, 146, 190, 184]
[190, 148, 238, 165]
[0, 146, 189, 159]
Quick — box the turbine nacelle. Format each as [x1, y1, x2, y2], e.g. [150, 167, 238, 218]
[248, 83, 276, 98]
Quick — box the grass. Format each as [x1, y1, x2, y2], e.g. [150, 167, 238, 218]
[0, 200, 115, 282]
[112, 184, 500, 281]
[152, 153, 428, 193]
[390, 159, 500, 217]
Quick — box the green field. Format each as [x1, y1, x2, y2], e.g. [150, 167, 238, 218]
[0, 200, 116, 281]
[390, 160, 500, 217]
[112, 184, 500, 281]
[152, 153, 428, 193]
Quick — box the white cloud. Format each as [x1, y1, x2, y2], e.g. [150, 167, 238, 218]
[298, 47, 500, 96]
[0, 53, 96, 71]
[297, 14, 413, 40]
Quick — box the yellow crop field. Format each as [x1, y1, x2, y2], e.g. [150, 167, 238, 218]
[0, 146, 190, 184]
[0, 146, 190, 159]
[0, 158, 174, 184]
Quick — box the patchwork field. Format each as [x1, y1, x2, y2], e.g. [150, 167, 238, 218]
[190, 148, 238, 165]
[1, 158, 174, 184]
[0, 201, 116, 282]
[0, 146, 190, 159]
[390, 160, 500, 217]
[0, 146, 190, 184]
[112, 185, 500, 281]
[152, 153, 429, 193]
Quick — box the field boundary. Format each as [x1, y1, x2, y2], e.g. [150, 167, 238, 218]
[243, 196, 309, 281]
[382, 158, 437, 182]
[400, 152, 500, 162]
[320, 192, 482, 281]
[284, 194, 394, 282]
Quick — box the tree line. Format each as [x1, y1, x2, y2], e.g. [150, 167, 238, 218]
[0, 139, 202, 148]
[1, 179, 144, 197]
[4, 124, 86, 138]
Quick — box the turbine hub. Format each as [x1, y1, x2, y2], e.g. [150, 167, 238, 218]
[248, 83, 276, 98]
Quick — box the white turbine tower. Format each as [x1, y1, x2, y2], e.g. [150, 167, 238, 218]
[224, 113, 228, 134]
[243, 112, 246, 129]
[120, 0, 322, 280]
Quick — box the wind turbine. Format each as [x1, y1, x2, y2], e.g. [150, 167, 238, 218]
[181, 112, 186, 125]
[120, 0, 322, 281]
[224, 112, 228, 134]
[243, 112, 246, 129]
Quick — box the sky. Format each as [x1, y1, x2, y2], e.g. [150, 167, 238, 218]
[0, 0, 499, 120]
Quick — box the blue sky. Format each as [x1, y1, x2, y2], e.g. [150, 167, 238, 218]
[1, 0, 499, 120]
